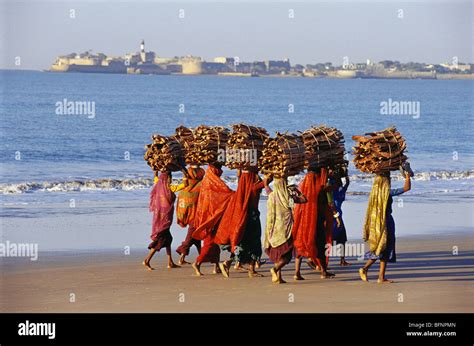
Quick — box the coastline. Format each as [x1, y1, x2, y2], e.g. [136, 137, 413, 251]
[1, 198, 472, 251]
[3, 69, 474, 80]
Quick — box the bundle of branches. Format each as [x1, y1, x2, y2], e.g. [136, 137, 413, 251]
[259, 132, 306, 178]
[226, 123, 269, 169]
[144, 134, 183, 172]
[189, 125, 230, 165]
[352, 126, 407, 174]
[172, 125, 196, 164]
[300, 125, 347, 169]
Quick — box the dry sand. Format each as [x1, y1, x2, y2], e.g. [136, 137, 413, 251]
[1, 234, 473, 313]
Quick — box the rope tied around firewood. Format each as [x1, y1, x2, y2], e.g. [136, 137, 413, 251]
[300, 124, 346, 170]
[352, 126, 407, 174]
[309, 128, 320, 164]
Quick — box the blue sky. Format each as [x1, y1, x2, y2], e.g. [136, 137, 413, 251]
[1, 0, 472, 69]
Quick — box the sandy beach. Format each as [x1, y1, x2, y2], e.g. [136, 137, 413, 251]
[2, 197, 473, 313]
[1, 228, 473, 313]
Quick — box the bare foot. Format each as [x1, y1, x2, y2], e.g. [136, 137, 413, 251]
[213, 263, 222, 274]
[270, 268, 279, 283]
[276, 277, 287, 284]
[234, 263, 245, 271]
[377, 278, 394, 284]
[321, 271, 336, 279]
[248, 271, 264, 278]
[255, 260, 266, 269]
[219, 262, 230, 278]
[359, 268, 369, 282]
[293, 273, 305, 281]
[192, 262, 203, 276]
[168, 262, 181, 269]
[179, 258, 191, 265]
[340, 259, 352, 266]
[142, 261, 154, 271]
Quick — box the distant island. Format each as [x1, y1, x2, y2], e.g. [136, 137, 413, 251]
[49, 40, 473, 80]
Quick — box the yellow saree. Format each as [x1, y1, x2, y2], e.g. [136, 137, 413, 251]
[264, 178, 294, 249]
[363, 175, 391, 256]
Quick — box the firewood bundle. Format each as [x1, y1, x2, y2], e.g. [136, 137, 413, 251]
[259, 132, 306, 178]
[352, 126, 407, 174]
[300, 125, 347, 169]
[226, 124, 269, 169]
[188, 125, 230, 165]
[144, 134, 183, 172]
[172, 126, 196, 164]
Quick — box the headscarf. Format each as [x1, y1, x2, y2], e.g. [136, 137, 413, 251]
[292, 169, 327, 259]
[264, 178, 294, 248]
[363, 174, 391, 255]
[192, 165, 234, 241]
[215, 171, 256, 251]
[176, 166, 205, 227]
[149, 172, 176, 239]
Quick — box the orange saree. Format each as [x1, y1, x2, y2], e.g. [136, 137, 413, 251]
[192, 165, 234, 263]
[176, 166, 205, 228]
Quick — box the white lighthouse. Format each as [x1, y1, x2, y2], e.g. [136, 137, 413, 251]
[140, 39, 146, 62]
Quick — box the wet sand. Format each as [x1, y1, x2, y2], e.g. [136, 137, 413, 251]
[2, 234, 473, 313]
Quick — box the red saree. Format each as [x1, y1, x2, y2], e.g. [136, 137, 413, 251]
[193, 165, 234, 263]
[214, 172, 258, 251]
[292, 169, 328, 261]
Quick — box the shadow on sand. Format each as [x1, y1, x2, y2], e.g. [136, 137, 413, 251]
[274, 250, 474, 283]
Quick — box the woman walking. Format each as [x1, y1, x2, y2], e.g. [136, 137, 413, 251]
[143, 171, 186, 271]
[359, 170, 411, 284]
[264, 176, 307, 284]
[292, 167, 336, 280]
[175, 165, 205, 265]
[191, 164, 234, 276]
[329, 170, 351, 266]
[215, 169, 265, 278]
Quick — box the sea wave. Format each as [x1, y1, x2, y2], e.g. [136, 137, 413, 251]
[0, 178, 153, 194]
[0, 170, 472, 195]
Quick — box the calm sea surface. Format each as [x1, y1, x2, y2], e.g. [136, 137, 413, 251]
[1, 70, 473, 215]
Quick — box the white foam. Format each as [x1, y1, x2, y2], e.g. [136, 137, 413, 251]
[0, 170, 472, 195]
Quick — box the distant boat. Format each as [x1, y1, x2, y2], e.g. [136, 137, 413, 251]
[250, 71, 259, 77]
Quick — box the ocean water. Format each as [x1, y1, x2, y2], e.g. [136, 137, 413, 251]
[1, 70, 473, 216]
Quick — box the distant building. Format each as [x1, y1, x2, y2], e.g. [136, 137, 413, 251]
[179, 56, 203, 74]
[48, 42, 474, 78]
[203, 62, 232, 74]
[214, 57, 235, 65]
[124, 53, 141, 65]
[440, 63, 471, 72]
[264, 59, 291, 74]
[234, 62, 253, 73]
[50, 50, 127, 73]
[252, 61, 267, 74]
[138, 40, 155, 63]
